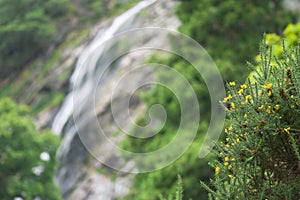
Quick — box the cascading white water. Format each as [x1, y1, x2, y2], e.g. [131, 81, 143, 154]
[50, 1, 164, 198]
[51, 0, 157, 135]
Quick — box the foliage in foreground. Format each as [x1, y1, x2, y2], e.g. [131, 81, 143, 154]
[0, 98, 61, 200]
[159, 176, 184, 200]
[203, 27, 300, 200]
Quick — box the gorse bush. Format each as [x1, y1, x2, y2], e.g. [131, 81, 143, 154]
[250, 23, 300, 81]
[123, 1, 297, 199]
[159, 175, 184, 200]
[203, 25, 300, 199]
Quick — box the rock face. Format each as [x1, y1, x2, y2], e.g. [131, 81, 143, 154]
[52, 1, 180, 199]
[284, 0, 300, 12]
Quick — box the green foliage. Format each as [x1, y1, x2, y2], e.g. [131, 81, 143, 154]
[122, 1, 296, 199]
[249, 23, 300, 81]
[44, 0, 70, 18]
[177, 0, 297, 81]
[204, 40, 300, 199]
[0, 0, 142, 118]
[123, 127, 212, 199]
[159, 175, 184, 200]
[76, 0, 105, 19]
[121, 55, 211, 199]
[76, 0, 140, 22]
[31, 92, 64, 115]
[0, 0, 70, 79]
[0, 98, 61, 200]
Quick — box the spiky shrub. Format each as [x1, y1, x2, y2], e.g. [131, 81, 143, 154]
[159, 175, 184, 200]
[202, 29, 300, 199]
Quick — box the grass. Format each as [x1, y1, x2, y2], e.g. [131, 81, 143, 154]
[31, 92, 64, 115]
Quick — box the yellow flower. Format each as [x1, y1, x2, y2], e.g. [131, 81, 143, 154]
[245, 95, 251, 101]
[269, 157, 273, 161]
[274, 104, 280, 110]
[230, 102, 235, 109]
[283, 89, 287, 93]
[266, 106, 271, 114]
[223, 94, 233, 102]
[228, 174, 234, 179]
[224, 162, 229, 166]
[237, 89, 243, 95]
[267, 90, 272, 97]
[215, 166, 220, 175]
[258, 105, 264, 111]
[225, 144, 230, 148]
[225, 157, 229, 161]
[231, 158, 235, 161]
[263, 83, 272, 89]
[266, 33, 281, 45]
[244, 114, 247, 118]
[284, 127, 291, 134]
[240, 84, 247, 89]
[226, 137, 230, 142]
[228, 164, 233, 170]
[229, 82, 236, 86]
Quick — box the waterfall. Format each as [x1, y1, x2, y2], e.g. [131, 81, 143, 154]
[51, 0, 157, 135]
[50, 0, 181, 198]
[51, 1, 161, 198]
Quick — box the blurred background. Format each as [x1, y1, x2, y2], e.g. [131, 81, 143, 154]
[0, 0, 299, 199]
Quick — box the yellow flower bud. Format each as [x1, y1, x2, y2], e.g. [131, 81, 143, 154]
[215, 166, 220, 175]
[284, 127, 291, 134]
[245, 95, 251, 101]
[230, 102, 235, 109]
[274, 104, 280, 110]
[241, 84, 247, 89]
[241, 101, 247, 105]
[263, 83, 272, 89]
[238, 89, 243, 95]
[258, 105, 264, 111]
[229, 82, 236, 86]
[266, 106, 271, 114]
[267, 90, 272, 97]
